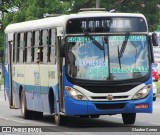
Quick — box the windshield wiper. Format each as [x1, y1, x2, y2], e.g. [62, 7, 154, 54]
[117, 46, 122, 69]
[117, 32, 130, 69]
[118, 32, 130, 58]
[84, 32, 104, 50]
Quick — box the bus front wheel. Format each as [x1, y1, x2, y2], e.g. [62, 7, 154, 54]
[20, 91, 33, 119]
[54, 113, 67, 126]
[122, 113, 136, 124]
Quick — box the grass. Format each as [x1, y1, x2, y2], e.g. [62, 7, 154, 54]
[154, 82, 160, 94]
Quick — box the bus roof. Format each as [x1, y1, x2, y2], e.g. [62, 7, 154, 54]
[5, 12, 146, 33]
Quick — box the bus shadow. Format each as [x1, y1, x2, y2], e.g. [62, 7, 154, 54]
[22, 114, 128, 128]
[15, 114, 135, 132]
[65, 116, 125, 128]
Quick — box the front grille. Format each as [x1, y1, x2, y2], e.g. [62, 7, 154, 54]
[91, 96, 128, 99]
[81, 85, 136, 93]
[95, 103, 126, 110]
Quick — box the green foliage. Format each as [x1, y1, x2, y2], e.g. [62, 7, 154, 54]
[69, 0, 95, 13]
[0, 0, 71, 62]
[155, 82, 160, 94]
[115, 0, 160, 31]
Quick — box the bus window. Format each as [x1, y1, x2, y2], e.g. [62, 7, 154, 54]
[42, 29, 48, 63]
[13, 34, 16, 63]
[27, 32, 32, 63]
[48, 29, 56, 64]
[19, 33, 24, 63]
[50, 46, 56, 64]
[51, 29, 56, 45]
[34, 31, 40, 62]
[16, 33, 20, 63]
[24, 32, 27, 62]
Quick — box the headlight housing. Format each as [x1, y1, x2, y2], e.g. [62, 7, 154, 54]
[65, 86, 88, 100]
[132, 84, 151, 100]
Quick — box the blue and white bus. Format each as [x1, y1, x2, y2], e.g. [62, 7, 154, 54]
[4, 9, 158, 125]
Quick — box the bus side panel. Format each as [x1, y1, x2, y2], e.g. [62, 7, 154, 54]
[12, 65, 25, 108]
[4, 33, 11, 104]
[53, 84, 60, 114]
[4, 64, 10, 102]
[47, 64, 59, 113]
[40, 64, 49, 113]
[24, 64, 40, 111]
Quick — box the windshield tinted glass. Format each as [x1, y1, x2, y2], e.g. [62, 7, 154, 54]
[66, 35, 149, 81]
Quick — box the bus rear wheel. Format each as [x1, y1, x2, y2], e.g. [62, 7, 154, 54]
[33, 111, 43, 119]
[122, 113, 136, 124]
[20, 91, 33, 119]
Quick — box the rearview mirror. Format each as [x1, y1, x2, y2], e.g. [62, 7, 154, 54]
[152, 32, 159, 46]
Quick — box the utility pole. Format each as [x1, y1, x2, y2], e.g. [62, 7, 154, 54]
[96, 0, 101, 8]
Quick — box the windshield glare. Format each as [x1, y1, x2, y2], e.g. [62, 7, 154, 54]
[66, 35, 149, 81]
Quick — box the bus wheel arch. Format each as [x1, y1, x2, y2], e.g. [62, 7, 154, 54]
[20, 88, 33, 119]
[49, 88, 54, 114]
[19, 85, 23, 105]
[48, 87, 68, 125]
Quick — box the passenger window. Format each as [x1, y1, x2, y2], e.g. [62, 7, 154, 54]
[48, 29, 56, 64]
[27, 32, 32, 63]
[19, 33, 24, 63]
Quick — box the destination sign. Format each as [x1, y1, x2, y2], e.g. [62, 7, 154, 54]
[66, 17, 147, 33]
[67, 36, 147, 42]
[81, 19, 131, 29]
[67, 36, 99, 42]
[111, 67, 148, 73]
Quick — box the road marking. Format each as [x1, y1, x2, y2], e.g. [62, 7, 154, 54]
[0, 116, 27, 124]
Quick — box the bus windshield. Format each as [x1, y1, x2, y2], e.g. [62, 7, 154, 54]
[66, 35, 149, 81]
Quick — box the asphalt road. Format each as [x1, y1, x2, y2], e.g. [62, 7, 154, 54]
[0, 90, 160, 135]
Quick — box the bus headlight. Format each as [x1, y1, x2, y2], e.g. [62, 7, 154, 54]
[65, 86, 88, 100]
[132, 84, 151, 100]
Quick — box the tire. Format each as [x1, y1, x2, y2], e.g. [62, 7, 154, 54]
[153, 97, 156, 101]
[54, 113, 67, 126]
[33, 111, 43, 119]
[90, 115, 100, 118]
[122, 113, 136, 124]
[20, 91, 33, 119]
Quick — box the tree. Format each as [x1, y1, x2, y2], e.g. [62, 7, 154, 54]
[68, 0, 160, 31]
[3, 0, 70, 23]
[1, 0, 160, 63]
[0, 0, 70, 64]
[112, 0, 160, 31]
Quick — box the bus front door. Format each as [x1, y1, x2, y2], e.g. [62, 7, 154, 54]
[8, 41, 15, 108]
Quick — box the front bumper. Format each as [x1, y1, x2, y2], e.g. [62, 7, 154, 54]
[64, 93, 153, 116]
